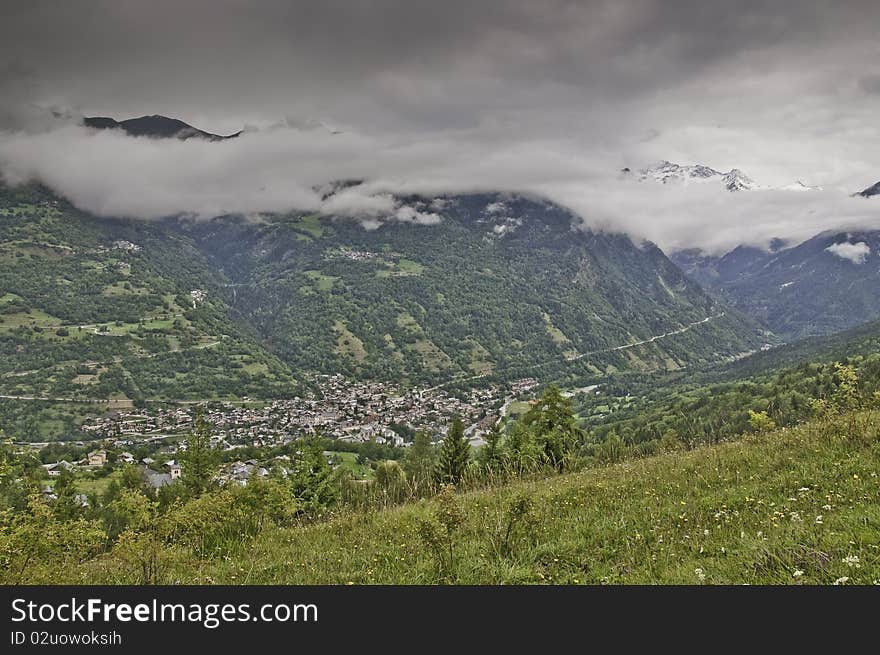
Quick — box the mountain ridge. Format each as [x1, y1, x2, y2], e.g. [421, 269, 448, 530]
[671, 229, 880, 339]
[83, 114, 241, 141]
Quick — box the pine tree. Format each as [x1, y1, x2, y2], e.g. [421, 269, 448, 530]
[290, 438, 339, 513]
[522, 385, 583, 469]
[434, 417, 470, 485]
[52, 468, 81, 520]
[180, 411, 218, 497]
[404, 431, 435, 490]
[478, 423, 504, 472]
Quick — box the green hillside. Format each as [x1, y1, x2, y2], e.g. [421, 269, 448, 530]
[18, 407, 880, 585]
[0, 185, 300, 437]
[180, 192, 764, 384]
[576, 324, 880, 449]
[1, 184, 764, 438]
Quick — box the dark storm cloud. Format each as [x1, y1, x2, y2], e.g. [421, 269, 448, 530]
[0, 0, 879, 251]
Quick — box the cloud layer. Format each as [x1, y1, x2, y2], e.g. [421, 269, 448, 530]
[1, 0, 879, 252]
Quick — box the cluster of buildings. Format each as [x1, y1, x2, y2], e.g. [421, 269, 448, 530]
[32, 375, 543, 491]
[41, 449, 108, 477]
[330, 247, 382, 261]
[79, 375, 540, 451]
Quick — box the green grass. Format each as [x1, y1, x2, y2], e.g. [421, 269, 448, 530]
[0, 308, 61, 329]
[376, 258, 425, 278]
[333, 320, 367, 362]
[75, 470, 122, 497]
[542, 312, 571, 345]
[82, 410, 880, 585]
[303, 269, 339, 291]
[293, 214, 326, 239]
[507, 401, 533, 417]
[328, 451, 371, 479]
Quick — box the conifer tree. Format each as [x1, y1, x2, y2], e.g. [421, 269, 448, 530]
[478, 423, 505, 472]
[434, 417, 470, 485]
[181, 411, 219, 497]
[404, 430, 435, 489]
[522, 386, 583, 469]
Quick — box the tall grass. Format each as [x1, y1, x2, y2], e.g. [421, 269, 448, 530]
[74, 409, 880, 585]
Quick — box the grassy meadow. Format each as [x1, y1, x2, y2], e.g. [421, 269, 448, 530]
[74, 409, 879, 585]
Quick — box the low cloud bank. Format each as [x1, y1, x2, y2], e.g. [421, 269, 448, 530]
[0, 122, 878, 253]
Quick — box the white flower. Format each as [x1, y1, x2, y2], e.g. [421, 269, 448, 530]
[822, 504, 832, 511]
[703, 529, 710, 536]
[789, 511, 802, 522]
[793, 570, 804, 578]
[843, 555, 861, 568]
[833, 576, 850, 585]
[694, 568, 706, 582]
[815, 515, 823, 524]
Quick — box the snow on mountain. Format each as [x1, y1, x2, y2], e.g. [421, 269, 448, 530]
[721, 169, 756, 191]
[628, 161, 817, 193]
[780, 181, 823, 192]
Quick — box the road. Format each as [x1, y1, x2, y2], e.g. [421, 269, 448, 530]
[2, 314, 724, 405]
[425, 313, 725, 391]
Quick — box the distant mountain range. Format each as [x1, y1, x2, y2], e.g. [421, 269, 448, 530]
[672, 230, 880, 340]
[625, 160, 820, 192]
[643, 160, 880, 339]
[83, 114, 241, 141]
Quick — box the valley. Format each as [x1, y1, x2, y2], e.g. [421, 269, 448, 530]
[0, 183, 765, 440]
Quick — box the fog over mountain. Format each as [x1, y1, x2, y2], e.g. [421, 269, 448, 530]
[1, 0, 879, 252]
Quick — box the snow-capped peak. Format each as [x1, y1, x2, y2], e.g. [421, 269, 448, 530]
[631, 161, 818, 193]
[722, 168, 756, 191]
[637, 161, 723, 185]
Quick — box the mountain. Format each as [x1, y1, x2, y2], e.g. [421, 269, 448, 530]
[175, 191, 764, 384]
[83, 114, 241, 141]
[632, 161, 757, 191]
[0, 183, 765, 437]
[0, 183, 300, 438]
[856, 180, 880, 197]
[672, 230, 880, 340]
[630, 161, 821, 193]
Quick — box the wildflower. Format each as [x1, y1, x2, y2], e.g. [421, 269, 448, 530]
[694, 568, 706, 583]
[815, 515, 823, 524]
[789, 511, 802, 522]
[793, 570, 804, 578]
[822, 504, 832, 511]
[833, 576, 849, 585]
[703, 529, 710, 536]
[843, 555, 861, 568]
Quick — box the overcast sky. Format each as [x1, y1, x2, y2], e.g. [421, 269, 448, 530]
[1, 0, 879, 252]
